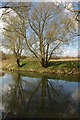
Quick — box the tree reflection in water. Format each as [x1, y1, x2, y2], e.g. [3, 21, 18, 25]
[2, 73, 78, 119]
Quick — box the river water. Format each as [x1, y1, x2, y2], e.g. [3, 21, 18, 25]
[0, 72, 80, 119]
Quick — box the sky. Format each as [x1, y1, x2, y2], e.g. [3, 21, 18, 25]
[0, 2, 79, 57]
[0, 0, 80, 2]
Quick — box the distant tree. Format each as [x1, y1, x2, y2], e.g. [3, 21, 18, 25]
[0, 51, 4, 60]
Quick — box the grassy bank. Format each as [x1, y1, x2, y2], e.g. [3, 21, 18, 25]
[1, 58, 80, 75]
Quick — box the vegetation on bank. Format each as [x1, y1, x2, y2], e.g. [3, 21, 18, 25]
[2, 57, 80, 75]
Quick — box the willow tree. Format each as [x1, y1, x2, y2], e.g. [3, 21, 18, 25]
[27, 3, 75, 67]
[2, 2, 76, 67]
[2, 14, 25, 67]
[1, 2, 31, 67]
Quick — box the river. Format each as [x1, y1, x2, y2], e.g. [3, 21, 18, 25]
[0, 72, 80, 119]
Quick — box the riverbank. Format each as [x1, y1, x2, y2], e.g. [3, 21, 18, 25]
[1, 58, 80, 75]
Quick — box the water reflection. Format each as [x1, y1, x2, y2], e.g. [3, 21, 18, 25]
[2, 72, 79, 118]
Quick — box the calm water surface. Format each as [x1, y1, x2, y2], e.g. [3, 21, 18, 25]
[0, 72, 80, 119]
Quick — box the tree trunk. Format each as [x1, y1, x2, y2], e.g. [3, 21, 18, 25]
[41, 57, 45, 67]
[41, 58, 48, 68]
[17, 58, 20, 67]
[45, 60, 48, 68]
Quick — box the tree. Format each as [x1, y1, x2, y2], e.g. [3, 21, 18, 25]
[2, 13, 25, 67]
[2, 2, 76, 67]
[27, 3, 75, 67]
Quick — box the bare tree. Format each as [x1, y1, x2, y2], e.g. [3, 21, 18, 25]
[1, 2, 76, 67]
[27, 3, 76, 67]
[2, 14, 25, 67]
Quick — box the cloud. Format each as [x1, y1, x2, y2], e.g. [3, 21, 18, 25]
[0, 46, 12, 54]
[63, 47, 78, 57]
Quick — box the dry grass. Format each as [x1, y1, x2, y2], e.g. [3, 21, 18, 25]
[50, 58, 80, 62]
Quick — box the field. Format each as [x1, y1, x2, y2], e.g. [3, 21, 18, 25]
[50, 58, 80, 61]
[0, 57, 79, 75]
